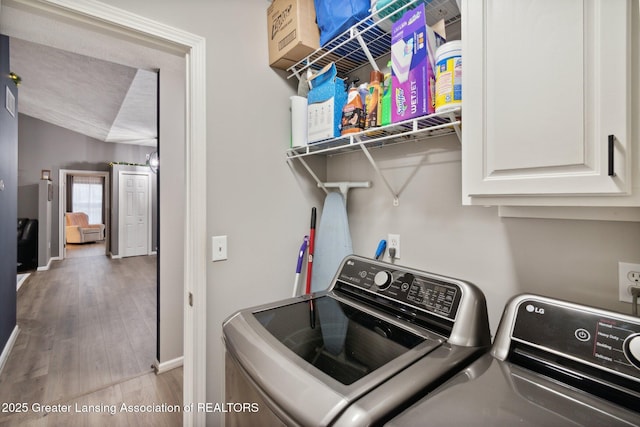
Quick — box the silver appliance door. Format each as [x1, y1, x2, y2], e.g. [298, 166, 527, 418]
[223, 295, 443, 426]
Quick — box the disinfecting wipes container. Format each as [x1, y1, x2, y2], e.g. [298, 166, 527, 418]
[435, 40, 462, 113]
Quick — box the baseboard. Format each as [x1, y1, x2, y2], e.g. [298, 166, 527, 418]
[110, 253, 157, 259]
[16, 273, 31, 291]
[0, 326, 20, 376]
[37, 257, 55, 271]
[152, 356, 183, 374]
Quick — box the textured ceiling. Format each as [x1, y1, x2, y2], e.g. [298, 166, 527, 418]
[9, 38, 157, 146]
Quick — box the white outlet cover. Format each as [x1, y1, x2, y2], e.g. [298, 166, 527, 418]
[619, 261, 640, 303]
[212, 235, 228, 262]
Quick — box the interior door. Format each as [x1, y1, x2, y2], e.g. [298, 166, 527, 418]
[119, 172, 149, 257]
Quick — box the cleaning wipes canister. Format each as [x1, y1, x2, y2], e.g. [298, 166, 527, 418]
[435, 40, 462, 113]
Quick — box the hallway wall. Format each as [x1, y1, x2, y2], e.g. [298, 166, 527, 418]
[0, 33, 18, 369]
[18, 114, 153, 258]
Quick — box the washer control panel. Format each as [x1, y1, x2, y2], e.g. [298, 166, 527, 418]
[334, 257, 462, 321]
[512, 298, 640, 381]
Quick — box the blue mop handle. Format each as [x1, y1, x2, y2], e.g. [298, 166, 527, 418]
[375, 239, 387, 260]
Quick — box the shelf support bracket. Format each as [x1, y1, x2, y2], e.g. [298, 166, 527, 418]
[353, 29, 380, 71]
[288, 155, 329, 195]
[359, 144, 400, 206]
[446, 110, 462, 142]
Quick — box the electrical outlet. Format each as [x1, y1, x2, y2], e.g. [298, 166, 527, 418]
[619, 262, 640, 303]
[388, 234, 400, 259]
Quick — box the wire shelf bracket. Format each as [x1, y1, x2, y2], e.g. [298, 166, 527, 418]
[286, 108, 461, 206]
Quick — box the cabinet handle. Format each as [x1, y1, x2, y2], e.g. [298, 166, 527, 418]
[608, 135, 615, 177]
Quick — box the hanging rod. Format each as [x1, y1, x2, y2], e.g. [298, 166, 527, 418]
[318, 181, 371, 207]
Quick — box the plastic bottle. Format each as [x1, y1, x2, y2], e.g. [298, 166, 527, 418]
[381, 61, 392, 126]
[358, 83, 369, 111]
[365, 70, 383, 128]
[435, 40, 462, 113]
[340, 81, 365, 135]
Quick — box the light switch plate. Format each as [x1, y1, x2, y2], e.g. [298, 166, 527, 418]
[212, 235, 228, 262]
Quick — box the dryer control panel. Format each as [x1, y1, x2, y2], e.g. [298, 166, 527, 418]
[333, 257, 462, 321]
[512, 298, 640, 382]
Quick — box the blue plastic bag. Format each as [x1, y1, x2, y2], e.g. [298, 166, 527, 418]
[314, 0, 371, 46]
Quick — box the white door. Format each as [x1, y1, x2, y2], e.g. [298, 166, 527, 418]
[462, 0, 631, 201]
[119, 172, 149, 257]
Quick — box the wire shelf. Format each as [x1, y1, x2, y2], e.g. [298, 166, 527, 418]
[286, 107, 461, 159]
[285, 0, 462, 205]
[286, 0, 461, 79]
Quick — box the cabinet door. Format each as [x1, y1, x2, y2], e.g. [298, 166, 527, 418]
[462, 0, 631, 201]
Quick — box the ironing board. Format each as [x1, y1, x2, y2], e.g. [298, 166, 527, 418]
[311, 192, 353, 292]
[311, 191, 353, 355]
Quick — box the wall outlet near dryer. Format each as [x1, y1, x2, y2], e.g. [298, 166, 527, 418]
[618, 262, 640, 303]
[388, 234, 400, 259]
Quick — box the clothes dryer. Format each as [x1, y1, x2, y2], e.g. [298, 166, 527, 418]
[387, 294, 640, 426]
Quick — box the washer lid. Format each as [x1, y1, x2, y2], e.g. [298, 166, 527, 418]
[223, 294, 444, 426]
[253, 296, 432, 385]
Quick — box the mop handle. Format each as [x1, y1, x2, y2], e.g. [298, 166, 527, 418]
[305, 208, 316, 294]
[292, 236, 308, 297]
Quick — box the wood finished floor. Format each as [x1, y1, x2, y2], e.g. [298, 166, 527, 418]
[0, 251, 182, 426]
[64, 241, 107, 259]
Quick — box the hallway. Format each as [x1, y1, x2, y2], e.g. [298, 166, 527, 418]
[0, 254, 182, 426]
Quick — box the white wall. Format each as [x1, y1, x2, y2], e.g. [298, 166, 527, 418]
[328, 136, 640, 331]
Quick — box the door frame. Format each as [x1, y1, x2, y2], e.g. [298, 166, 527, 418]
[58, 169, 110, 259]
[117, 170, 153, 258]
[22, 1, 208, 425]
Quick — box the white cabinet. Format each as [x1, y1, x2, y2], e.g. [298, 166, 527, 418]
[462, 0, 638, 206]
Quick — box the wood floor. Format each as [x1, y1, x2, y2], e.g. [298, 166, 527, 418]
[65, 241, 107, 259]
[0, 252, 182, 426]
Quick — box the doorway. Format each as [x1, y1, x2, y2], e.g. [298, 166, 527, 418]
[6, 1, 207, 424]
[59, 169, 110, 259]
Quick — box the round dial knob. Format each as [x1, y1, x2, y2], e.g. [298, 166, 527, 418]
[623, 333, 640, 369]
[374, 270, 393, 290]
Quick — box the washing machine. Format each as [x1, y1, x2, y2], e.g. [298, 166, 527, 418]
[387, 294, 640, 426]
[223, 255, 491, 426]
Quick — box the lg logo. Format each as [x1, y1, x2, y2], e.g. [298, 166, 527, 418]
[526, 304, 545, 315]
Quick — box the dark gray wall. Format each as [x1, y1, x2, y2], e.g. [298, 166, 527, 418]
[0, 34, 18, 358]
[18, 114, 157, 257]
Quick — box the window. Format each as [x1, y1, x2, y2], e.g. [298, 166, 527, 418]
[72, 176, 103, 224]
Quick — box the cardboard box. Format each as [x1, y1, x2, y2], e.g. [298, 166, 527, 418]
[267, 0, 320, 70]
[307, 63, 347, 143]
[391, 3, 435, 122]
